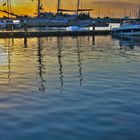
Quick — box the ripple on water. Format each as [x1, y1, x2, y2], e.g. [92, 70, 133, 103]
[0, 36, 140, 140]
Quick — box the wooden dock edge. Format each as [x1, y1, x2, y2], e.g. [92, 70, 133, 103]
[0, 30, 111, 38]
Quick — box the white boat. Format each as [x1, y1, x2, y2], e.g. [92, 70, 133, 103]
[66, 26, 80, 31]
[66, 25, 89, 31]
[112, 20, 140, 36]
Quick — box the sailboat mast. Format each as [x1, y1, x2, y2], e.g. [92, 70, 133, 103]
[57, 0, 61, 13]
[138, 5, 140, 18]
[38, 0, 41, 17]
[7, 0, 12, 18]
[77, 0, 80, 14]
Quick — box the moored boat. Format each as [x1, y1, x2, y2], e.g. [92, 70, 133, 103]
[0, 19, 21, 30]
[0, 21, 5, 29]
[112, 20, 140, 36]
[5, 20, 21, 29]
[26, 0, 94, 28]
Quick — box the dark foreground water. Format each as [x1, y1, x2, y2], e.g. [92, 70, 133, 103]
[0, 35, 140, 140]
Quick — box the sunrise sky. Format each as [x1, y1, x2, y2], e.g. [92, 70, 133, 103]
[0, 0, 140, 17]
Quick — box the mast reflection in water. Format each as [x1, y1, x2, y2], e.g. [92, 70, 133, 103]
[57, 37, 64, 88]
[35, 36, 86, 91]
[37, 38, 46, 93]
[0, 35, 140, 140]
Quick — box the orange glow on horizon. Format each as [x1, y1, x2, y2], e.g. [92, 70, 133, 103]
[0, 0, 139, 18]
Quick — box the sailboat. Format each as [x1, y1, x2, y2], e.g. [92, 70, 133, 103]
[0, 0, 21, 29]
[27, 0, 94, 27]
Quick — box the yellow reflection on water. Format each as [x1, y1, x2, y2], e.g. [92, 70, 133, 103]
[0, 36, 140, 93]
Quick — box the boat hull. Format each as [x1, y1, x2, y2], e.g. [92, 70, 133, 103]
[112, 31, 140, 36]
[112, 25, 140, 36]
[26, 19, 94, 28]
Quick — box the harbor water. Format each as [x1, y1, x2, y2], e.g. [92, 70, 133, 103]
[0, 35, 140, 140]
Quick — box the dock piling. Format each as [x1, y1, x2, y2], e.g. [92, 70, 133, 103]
[92, 23, 95, 31]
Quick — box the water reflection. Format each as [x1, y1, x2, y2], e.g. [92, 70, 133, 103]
[76, 37, 83, 86]
[0, 35, 140, 140]
[0, 35, 98, 92]
[57, 37, 64, 88]
[7, 38, 13, 84]
[37, 38, 46, 93]
[92, 35, 95, 46]
[24, 37, 28, 48]
[112, 35, 140, 50]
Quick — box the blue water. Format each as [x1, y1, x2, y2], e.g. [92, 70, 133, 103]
[0, 35, 140, 140]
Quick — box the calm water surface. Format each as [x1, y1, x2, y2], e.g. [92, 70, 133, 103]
[0, 35, 140, 140]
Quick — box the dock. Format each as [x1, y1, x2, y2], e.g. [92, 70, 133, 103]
[0, 30, 111, 38]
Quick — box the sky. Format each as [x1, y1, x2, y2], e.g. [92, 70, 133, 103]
[0, 0, 140, 17]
